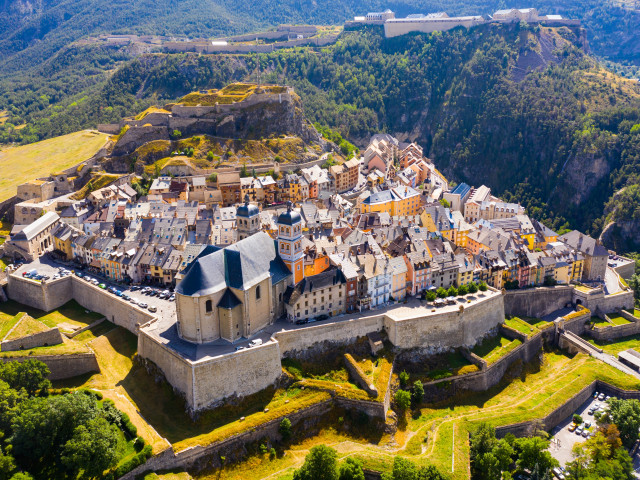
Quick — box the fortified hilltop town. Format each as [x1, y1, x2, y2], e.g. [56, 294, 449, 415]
[0, 80, 639, 479]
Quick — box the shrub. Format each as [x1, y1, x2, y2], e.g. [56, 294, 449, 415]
[133, 437, 146, 452]
[399, 370, 410, 388]
[479, 282, 488, 292]
[395, 390, 411, 411]
[120, 412, 138, 438]
[468, 282, 478, 294]
[447, 285, 458, 297]
[413, 380, 424, 404]
[279, 417, 292, 440]
[458, 284, 469, 296]
[425, 291, 437, 302]
[573, 414, 583, 425]
[269, 448, 277, 460]
[436, 287, 447, 299]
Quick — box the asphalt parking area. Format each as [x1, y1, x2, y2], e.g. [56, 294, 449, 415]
[548, 393, 612, 468]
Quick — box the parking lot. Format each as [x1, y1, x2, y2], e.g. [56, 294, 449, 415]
[548, 392, 613, 468]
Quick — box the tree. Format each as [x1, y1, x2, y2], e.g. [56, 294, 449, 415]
[566, 430, 634, 480]
[60, 417, 120, 478]
[0, 447, 16, 480]
[293, 445, 339, 480]
[171, 129, 181, 139]
[425, 291, 437, 302]
[9, 393, 99, 473]
[0, 360, 51, 396]
[436, 287, 447, 299]
[447, 285, 458, 297]
[413, 380, 424, 405]
[515, 437, 558, 476]
[458, 284, 469, 296]
[478, 282, 488, 292]
[399, 371, 409, 388]
[439, 198, 450, 208]
[279, 417, 292, 441]
[240, 163, 249, 178]
[388, 456, 418, 480]
[573, 414, 583, 425]
[338, 458, 364, 480]
[207, 150, 215, 160]
[468, 282, 479, 294]
[208, 172, 218, 183]
[395, 390, 411, 411]
[0, 381, 26, 432]
[607, 398, 640, 447]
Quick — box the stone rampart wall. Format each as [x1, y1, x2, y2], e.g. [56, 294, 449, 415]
[1, 327, 63, 352]
[7, 275, 73, 312]
[0, 352, 99, 380]
[385, 292, 505, 349]
[121, 399, 334, 479]
[274, 315, 385, 355]
[191, 341, 282, 411]
[503, 286, 573, 318]
[559, 307, 591, 336]
[70, 277, 153, 334]
[7, 275, 154, 335]
[588, 317, 640, 342]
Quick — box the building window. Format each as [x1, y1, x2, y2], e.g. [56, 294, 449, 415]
[205, 300, 212, 313]
[256, 285, 261, 300]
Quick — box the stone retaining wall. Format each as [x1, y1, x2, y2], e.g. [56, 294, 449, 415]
[343, 354, 378, 397]
[504, 286, 573, 318]
[1, 327, 63, 352]
[495, 380, 635, 439]
[0, 352, 99, 380]
[588, 309, 640, 342]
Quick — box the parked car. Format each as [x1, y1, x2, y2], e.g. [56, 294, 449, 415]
[575, 426, 584, 435]
[168, 295, 175, 302]
[98, 283, 106, 289]
[148, 306, 157, 313]
[235, 346, 246, 351]
[137, 302, 148, 309]
[316, 314, 329, 321]
[582, 429, 589, 437]
[296, 319, 308, 325]
[568, 424, 577, 432]
[598, 393, 606, 401]
[594, 391, 599, 398]
[122, 294, 130, 301]
[249, 339, 263, 347]
[129, 298, 138, 305]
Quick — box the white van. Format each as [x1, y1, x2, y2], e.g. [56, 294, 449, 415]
[249, 338, 263, 347]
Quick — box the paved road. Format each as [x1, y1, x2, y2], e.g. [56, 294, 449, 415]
[604, 267, 623, 295]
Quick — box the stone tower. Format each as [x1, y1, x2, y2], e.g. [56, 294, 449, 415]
[277, 201, 304, 284]
[236, 194, 260, 241]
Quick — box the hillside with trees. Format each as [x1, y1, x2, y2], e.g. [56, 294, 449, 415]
[2, 23, 640, 246]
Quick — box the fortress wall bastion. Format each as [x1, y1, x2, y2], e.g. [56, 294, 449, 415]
[503, 286, 574, 318]
[191, 341, 282, 411]
[7, 275, 73, 312]
[137, 331, 194, 405]
[274, 315, 385, 355]
[385, 292, 505, 349]
[0, 353, 99, 380]
[1, 327, 63, 352]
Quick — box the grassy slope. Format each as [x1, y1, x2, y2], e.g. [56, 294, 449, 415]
[0, 130, 107, 202]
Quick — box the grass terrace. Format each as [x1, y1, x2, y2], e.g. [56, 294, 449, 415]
[626, 309, 640, 318]
[503, 316, 550, 335]
[607, 314, 632, 326]
[0, 130, 108, 202]
[472, 335, 522, 365]
[590, 316, 612, 328]
[4, 313, 49, 340]
[0, 300, 103, 335]
[586, 334, 640, 356]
